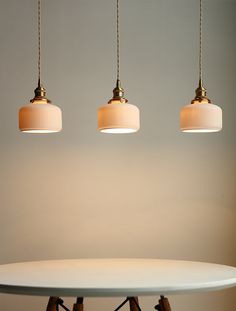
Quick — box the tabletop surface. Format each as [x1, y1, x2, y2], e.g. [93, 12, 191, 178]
[0, 259, 236, 297]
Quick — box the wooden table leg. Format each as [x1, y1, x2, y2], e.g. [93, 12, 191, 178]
[155, 296, 172, 311]
[129, 297, 140, 311]
[46, 297, 59, 311]
[73, 297, 84, 311]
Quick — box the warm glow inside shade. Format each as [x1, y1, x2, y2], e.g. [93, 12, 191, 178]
[180, 99, 222, 133]
[98, 99, 140, 133]
[19, 100, 62, 133]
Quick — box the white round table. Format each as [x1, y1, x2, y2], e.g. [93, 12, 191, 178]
[0, 259, 236, 311]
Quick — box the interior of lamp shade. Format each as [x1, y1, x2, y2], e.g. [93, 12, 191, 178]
[100, 128, 138, 134]
[20, 129, 60, 133]
[182, 128, 220, 133]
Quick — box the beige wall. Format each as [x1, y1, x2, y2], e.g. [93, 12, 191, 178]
[0, 0, 236, 310]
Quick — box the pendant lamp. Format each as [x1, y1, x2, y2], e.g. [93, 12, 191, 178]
[19, 0, 62, 133]
[98, 0, 140, 134]
[180, 0, 222, 133]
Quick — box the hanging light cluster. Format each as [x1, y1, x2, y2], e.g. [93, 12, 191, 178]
[19, 0, 62, 133]
[18, 0, 222, 135]
[97, 0, 140, 134]
[180, 0, 222, 133]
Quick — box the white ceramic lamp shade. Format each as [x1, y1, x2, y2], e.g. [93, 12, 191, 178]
[98, 99, 140, 133]
[19, 82, 62, 133]
[180, 98, 222, 133]
[19, 99, 62, 133]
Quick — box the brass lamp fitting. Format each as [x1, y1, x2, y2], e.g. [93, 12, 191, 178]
[192, 79, 211, 103]
[30, 82, 51, 103]
[108, 79, 128, 103]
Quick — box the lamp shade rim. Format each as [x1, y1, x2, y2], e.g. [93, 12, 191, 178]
[99, 102, 139, 109]
[183, 102, 222, 109]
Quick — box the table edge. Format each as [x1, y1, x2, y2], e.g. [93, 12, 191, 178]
[1, 281, 236, 297]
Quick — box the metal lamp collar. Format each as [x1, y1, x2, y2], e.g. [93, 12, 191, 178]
[191, 79, 211, 104]
[108, 79, 128, 103]
[30, 80, 51, 103]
